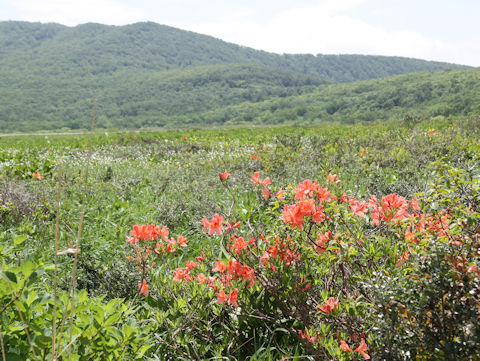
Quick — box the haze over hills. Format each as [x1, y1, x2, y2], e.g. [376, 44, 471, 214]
[0, 20, 475, 132]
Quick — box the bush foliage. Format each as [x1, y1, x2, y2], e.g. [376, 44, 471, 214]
[1, 118, 479, 360]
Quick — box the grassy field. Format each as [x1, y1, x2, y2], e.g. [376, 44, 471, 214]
[1, 117, 480, 360]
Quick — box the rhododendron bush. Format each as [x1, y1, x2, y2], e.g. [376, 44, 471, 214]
[3, 121, 480, 360]
[127, 161, 480, 360]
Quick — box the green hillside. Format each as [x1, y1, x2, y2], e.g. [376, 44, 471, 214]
[0, 21, 467, 80]
[0, 63, 325, 131]
[0, 21, 473, 132]
[173, 68, 480, 127]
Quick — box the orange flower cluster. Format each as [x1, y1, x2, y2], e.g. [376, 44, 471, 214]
[172, 254, 255, 308]
[219, 170, 230, 181]
[32, 171, 44, 179]
[124, 168, 471, 360]
[294, 179, 330, 201]
[126, 224, 188, 298]
[339, 338, 370, 359]
[138, 280, 148, 297]
[315, 231, 337, 255]
[172, 259, 199, 283]
[298, 328, 320, 344]
[202, 214, 224, 235]
[228, 234, 254, 254]
[261, 236, 300, 267]
[213, 259, 255, 289]
[251, 171, 272, 199]
[127, 224, 168, 244]
[282, 199, 325, 230]
[280, 177, 336, 230]
[317, 297, 339, 314]
[215, 288, 238, 307]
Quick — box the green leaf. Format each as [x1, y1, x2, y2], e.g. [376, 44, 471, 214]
[5, 353, 22, 361]
[1, 271, 17, 284]
[14, 235, 27, 246]
[26, 270, 42, 286]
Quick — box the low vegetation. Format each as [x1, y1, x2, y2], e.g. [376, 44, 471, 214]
[1, 117, 479, 360]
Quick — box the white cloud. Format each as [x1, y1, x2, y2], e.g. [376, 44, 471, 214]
[3, 0, 478, 65]
[170, 1, 473, 65]
[10, 0, 146, 25]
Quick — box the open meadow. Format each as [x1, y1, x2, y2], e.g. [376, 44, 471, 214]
[1, 118, 480, 360]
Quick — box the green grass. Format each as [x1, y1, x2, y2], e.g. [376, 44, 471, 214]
[1, 117, 479, 359]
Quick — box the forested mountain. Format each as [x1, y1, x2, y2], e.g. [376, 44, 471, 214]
[0, 20, 474, 132]
[180, 68, 480, 128]
[0, 63, 325, 131]
[0, 21, 467, 81]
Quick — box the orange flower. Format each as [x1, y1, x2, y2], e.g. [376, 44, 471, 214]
[261, 177, 271, 186]
[295, 179, 318, 200]
[172, 268, 192, 282]
[172, 268, 186, 282]
[130, 224, 164, 242]
[315, 231, 333, 254]
[165, 238, 176, 253]
[282, 199, 325, 229]
[212, 260, 227, 273]
[350, 200, 367, 218]
[327, 173, 340, 184]
[226, 258, 240, 274]
[317, 297, 339, 314]
[159, 225, 169, 241]
[219, 170, 230, 181]
[138, 280, 149, 297]
[196, 273, 207, 284]
[340, 340, 352, 352]
[275, 188, 286, 200]
[251, 172, 261, 184]
[251, 172, 270, 185]
[298, 328, 319, 344]
[210, 214, 224, 234]
[241, 266, 255, 287]
[262, 187, 272, 199]
[231, 236, 249, 254]
[215, 289, 228, 304]
[311, 205, 325, 224]
[185, 260, 199, 270]
[154, 242, 164, 254]
[281, 204, 306, 230]
[250, 154, 259, 160]
[227, 288, 239, 307]
[354, 339, 370, 360]
[177, 235, 187, 247]
[225, 221, 241, 234]
[32, 171, 44, 179]
[381, 193, 409, 221]
[202, 214, 224, 235]
[315, 187, 331, 202]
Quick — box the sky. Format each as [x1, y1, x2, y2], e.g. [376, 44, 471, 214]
[1, 0, 479, 66]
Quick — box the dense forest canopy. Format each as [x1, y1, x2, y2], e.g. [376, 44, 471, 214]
[0, 20, 474, 132]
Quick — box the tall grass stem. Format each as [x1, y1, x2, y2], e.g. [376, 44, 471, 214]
[51, 155, 62, 360]
[67, 100, 96, 360]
